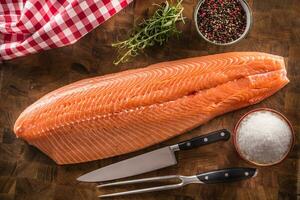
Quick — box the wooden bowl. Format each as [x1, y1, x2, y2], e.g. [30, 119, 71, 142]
[233, 108, 295, 166]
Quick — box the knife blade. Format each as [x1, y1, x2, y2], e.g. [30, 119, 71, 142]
[77, 129, 230, 182]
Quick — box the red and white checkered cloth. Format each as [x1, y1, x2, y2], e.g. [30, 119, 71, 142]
[0, 0, 133, 61]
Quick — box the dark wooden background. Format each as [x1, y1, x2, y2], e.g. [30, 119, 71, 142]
[0, 0, 299, 199]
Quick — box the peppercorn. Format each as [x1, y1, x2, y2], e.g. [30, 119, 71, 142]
[197, 0, 247, 44]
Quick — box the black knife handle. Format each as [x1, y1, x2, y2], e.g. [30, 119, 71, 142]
[196, 168, 257, 184]
[177, 129, 230, 150]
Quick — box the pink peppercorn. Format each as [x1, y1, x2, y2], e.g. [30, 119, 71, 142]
[197, 0, 247, 44]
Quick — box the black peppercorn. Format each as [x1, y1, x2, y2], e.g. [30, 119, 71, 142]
[197, 0, 247, 44]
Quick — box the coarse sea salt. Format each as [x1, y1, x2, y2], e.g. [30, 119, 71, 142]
[236, 110, 293, 165]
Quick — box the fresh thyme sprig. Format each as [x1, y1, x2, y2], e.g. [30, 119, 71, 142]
[112, 0, 185, 65]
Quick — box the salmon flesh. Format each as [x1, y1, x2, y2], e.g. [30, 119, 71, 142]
[14, 52, 289, 164]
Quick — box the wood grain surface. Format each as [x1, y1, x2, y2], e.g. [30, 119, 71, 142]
[0, 0, 299, 199]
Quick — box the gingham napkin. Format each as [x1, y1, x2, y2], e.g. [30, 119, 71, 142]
[0, 0, 133, 61]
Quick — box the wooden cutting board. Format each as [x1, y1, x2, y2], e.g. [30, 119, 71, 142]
[0, 0, 299, 199]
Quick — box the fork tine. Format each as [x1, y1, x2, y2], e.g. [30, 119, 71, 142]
[99, 182, 183, 198]
[97, 175, 179, 188]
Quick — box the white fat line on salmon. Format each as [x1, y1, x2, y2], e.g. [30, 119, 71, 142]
[22, 74, 284, 137]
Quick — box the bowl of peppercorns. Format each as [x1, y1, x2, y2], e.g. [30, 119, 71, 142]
[194, 0, 252, 45]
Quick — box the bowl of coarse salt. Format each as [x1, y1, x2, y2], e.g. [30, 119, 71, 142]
[233, 108, 294, 166]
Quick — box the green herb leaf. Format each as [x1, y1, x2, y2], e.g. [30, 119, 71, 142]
[112, 0, 185, 65]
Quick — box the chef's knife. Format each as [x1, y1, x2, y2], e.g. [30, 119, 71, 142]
[77, 129, 230, 182]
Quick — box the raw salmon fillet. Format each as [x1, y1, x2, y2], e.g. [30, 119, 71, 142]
[14, 52, 289, 164]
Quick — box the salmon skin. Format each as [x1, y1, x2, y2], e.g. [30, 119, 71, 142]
[14, 52, 289, 165]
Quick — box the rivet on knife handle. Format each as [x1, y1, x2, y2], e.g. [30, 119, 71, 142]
[196, 167, 257, 184]
[177, 129, 230, 150]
